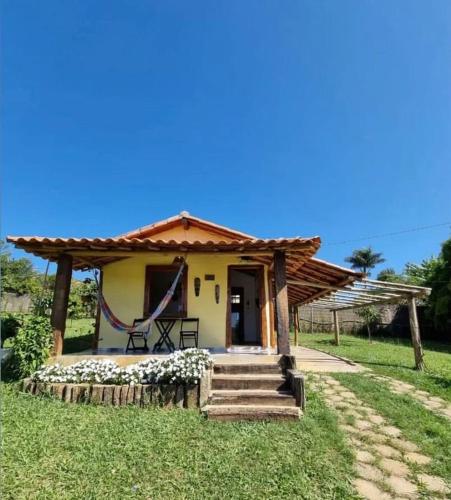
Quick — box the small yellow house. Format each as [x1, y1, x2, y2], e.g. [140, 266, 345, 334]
[8, 212, 360, 356]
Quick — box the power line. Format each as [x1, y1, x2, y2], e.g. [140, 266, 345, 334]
[324, 221, 451, 246]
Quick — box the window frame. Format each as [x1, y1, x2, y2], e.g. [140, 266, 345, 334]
[143, 264, 188, 319]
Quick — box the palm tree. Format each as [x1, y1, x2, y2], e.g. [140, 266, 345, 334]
[345, 247, 385, 276]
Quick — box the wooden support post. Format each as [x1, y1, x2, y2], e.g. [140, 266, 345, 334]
[407, 295, 425, 371]
[293, 306, 299, 347]
[310, 306, 314, 334]
[274, 250, 290, 355]
[50, 254, 73, 356]
[92, 269, 103, 351]
[332, 309, 340, 346]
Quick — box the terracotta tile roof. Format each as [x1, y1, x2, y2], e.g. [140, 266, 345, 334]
[7, 235, 320, 250]
[7, 211, 363, 305]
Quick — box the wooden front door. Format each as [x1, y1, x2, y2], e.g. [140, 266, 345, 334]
[226, 266, 267, 347]
[231, 286, 245, 344]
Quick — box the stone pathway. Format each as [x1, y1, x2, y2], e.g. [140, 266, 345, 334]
[363, 373, 451, 421]
[308, 373, 451, 500]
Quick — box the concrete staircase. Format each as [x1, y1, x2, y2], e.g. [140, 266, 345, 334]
[202, 362, 302, 421]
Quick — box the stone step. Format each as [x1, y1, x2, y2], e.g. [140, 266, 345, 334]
[211, 374, 288, 391]
[213, 363, 282, 375]
[203, 404, 301, 422]
[209, 389, 296, 407]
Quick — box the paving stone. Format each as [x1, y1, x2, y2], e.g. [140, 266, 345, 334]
[329, 394, 345, 403]
[414, 395, 430, 403]
[353, 479, 392, 500]
[362, 407, 377, 415]
[323, 388, 336, 395]
[417, 473, 450, 495]
[343, 409, 363, 419]
[368, 414, 385, 425]
[327, 379, 340, 385]
[392, 387, 409, 394]
[405, 452, 431, 465]
[356, 449, 375, 464]
[355, 419, 373, 431]
[424, 401, 444, 410]
[341, 391, 357, 398]
[441, 407, 451, 418]
[414, 390, 430, 396]
[356, 462, 384, 482]
[428, 396, 445, 404]
[390, 384, 411, 392]
[361, 430, 388, 444]
[386, 476, 418, 498]
[380, 425, 402, 438]
[339, 424, 360, 435]
[348, 436, 367, 449]
[379, 458, 409, 477]
[390, 439, 419, 453]
[397, 382, 413, 389]
[335, 402, 352, 410]
[374, 444, 402, 459]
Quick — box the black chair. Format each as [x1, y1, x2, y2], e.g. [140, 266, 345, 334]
[126, 318, 151, 353]
[178, 318, 199, 349]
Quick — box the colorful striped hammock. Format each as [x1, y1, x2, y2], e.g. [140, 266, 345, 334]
[94, 261, 185, 337]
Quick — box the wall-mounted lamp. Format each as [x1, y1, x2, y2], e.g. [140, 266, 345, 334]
[215, 284, 220, 304]
[194, 277, 201, 297]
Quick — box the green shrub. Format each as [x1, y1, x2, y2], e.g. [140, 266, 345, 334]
[12, 315, 54, 377]
[1, 312, 23, 347]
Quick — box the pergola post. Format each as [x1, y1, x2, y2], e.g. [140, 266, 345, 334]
[332, 309, 340, 346]
[274, 250, 290, 355]
[50, 254, 73, 356]
[293, 306, 299, 347]
[407, 295, 425, 371]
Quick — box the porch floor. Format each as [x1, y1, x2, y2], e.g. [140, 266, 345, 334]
[54, 346, 363, 372]
[291, 346, 364, 373]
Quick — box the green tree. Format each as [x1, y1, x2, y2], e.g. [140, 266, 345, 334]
[77, 278, 98, 317]
[345, 247, 386, 276]
[356, 306, 381, 342]
[423, 239, 451, 335]
[377, 268, 405, 283]
[1, 240, 40, 295]
[404, 257, 442, 286]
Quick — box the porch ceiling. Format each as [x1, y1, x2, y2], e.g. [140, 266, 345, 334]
[256, 255, 362, 305]
[7, 235, 366, 306]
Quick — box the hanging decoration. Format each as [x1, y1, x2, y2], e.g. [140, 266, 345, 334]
[194, 277, 201, 297]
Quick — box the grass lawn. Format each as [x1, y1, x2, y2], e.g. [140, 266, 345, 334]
[334, 373, 451, 483]
[1, 384, 357, 500]
[2, 316, 94, 354]
[63, 317, 95, 354]
[299, 333, 451, 401]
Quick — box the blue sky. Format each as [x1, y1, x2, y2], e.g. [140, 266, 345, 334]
[3, 0, 451, 278]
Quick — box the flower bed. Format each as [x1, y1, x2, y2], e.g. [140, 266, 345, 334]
[21, 349, 213, 409]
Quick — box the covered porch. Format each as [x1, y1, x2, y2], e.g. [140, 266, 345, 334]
[8, 240, 361, 360]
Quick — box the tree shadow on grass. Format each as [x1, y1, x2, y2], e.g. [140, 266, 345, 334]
[63, 334, 94, 354]
[352, 360, 451, 391]
[313, 339, 356, 347]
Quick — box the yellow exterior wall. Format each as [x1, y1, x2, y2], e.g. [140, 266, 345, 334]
[98, 252, 272, 350]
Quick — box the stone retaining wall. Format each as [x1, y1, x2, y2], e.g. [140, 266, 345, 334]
[21, 378, 201, 409]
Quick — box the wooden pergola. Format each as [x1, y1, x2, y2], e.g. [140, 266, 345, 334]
[291, 278, 431, 370]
